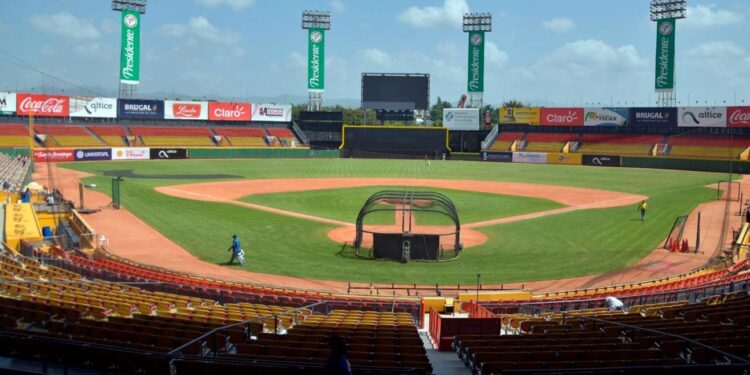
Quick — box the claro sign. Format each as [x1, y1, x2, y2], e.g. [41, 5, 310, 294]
[208, 102, 251, 121]
[540, 108, 583, 126]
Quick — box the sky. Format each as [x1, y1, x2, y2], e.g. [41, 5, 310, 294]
[0, 0, 748, 107]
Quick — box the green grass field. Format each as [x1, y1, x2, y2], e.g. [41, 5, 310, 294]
[65, 158, 723, 284]
[241, 186, 563, 226]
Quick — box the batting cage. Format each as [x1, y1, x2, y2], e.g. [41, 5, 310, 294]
[339, 126, 450, 159]
[353, 190, 462, 262]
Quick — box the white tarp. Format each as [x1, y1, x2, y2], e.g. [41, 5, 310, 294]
[677, 107, 727, 127]
[69, 97, 117, 118]
[443, 108, 479, 130]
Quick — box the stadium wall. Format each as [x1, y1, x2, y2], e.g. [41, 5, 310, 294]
[187, 148, 337, 159]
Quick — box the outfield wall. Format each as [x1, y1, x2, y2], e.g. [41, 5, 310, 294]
[188, 148, 337, 159]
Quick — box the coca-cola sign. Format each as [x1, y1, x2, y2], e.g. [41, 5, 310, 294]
[16, 93, 69, 117]
[540, 108, 584, 126]
[208, 102, 251, 121]
[164, 100, 208, 120]
[728, 106, 750, 128]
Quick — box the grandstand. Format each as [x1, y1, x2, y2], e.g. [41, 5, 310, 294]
[488, 131, 524, 151]
[129, 126, 216, 147]
[88, 125, 128, 146]
[576, 134, 664, 156]
[34, 124, 104, 148]
[523, 132, 579, 153]
[212, 127, 269, 147]
[0, 124, 31, 147]
[667, 135, 750, 160]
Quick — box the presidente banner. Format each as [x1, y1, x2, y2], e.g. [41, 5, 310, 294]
[150, 148, 188, 160]
[251, 103, 292, 122]
[0, 92, 16, 114]
[119, 10, 140, 84]
[443, 108, 479, 130]
[307, 28, 325, 91]
[677, 107, 726, 128]
[69, 97, 117, 118]
[728, 106, 750, 128]
[629, 107, 677, 127]
[16, 93, 69, 117]
[540, 107, 584, 126]
[467, 31, 485, 93]
[118, 99, 163, 119]
[112, 147, 149, 160]
[583, 154, 621, 167]
[74, 149, 112, 161]
[33, 149, 74, 162]
[546, 153, 582, 165]
[584, 108, 628, 126]
[655, 18, 676, 90]
[480, 151, 512, 162]
[499, 107, 540, 125]
[165, 100, 208, 120]
[512, 152, 547, 164]
[208, 102, 251, 121]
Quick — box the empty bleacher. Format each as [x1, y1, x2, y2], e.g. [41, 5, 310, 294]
[213, 127, 269, 147]
[524, 132, 579, 153]
[129, 126, 215, 147]
[35, 124, 104, 147]
[0, 124, 31, 147]
[489, 132, 524, 151]
[667, 135, 750, 159]
[87, 125, 128, 146]
[577, 134, 664, 156]
[266, 127, 298, 146]
[0, 153, 31, 191]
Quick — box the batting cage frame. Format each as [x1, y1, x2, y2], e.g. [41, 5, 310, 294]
[353, 190, 462, 262]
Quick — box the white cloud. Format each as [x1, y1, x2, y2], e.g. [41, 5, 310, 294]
[39, 46, 56, 57]
[485, 41, 509, 67]
[540, 40, 646, 71]
[99, 19, 118, 35]
[29, 12, 99, 40]
[688, 41, 745, 58]
[683, 4, 743, 28]
[158, 17, 240, 45]
[397, 0, 469, 29]
[358, 48, 392, 67]
[194, 0, 255, 11]
[542, 17, 575, 33]
[288, 52, 306, 69]
[330, 0, 345, 12]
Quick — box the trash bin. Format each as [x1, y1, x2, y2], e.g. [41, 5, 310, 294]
[42, 226, 52, 239]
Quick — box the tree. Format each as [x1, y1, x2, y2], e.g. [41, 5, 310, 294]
[430, 97, 453, 126]
[502, 99, 525, 108]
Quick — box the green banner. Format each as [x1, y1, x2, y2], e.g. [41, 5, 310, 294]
[119, 10, 140, 85]
[307, 28, 325, 90]
[654, 18, 675, 90]
[467, 31, 485, 93]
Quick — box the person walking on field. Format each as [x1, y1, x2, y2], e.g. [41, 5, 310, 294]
[227, 234, 243, 265]
[638, 200, 648, 221]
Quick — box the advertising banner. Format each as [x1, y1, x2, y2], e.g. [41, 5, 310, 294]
[655, 18, 676, 90]
[480, 151, 512, 162]
[443, 108, 479, 130]
[512, 152, 547, 164]
[118, 99, 163, 119]
[728, 106, 750, 128]
[584, 107, 628, 126]
[33, 149, 74, 162]
[164, 100, 208, 120]
[119, 10, 140, 85]
[112, 147, 149, 160]
[628, 107, 677, 127]
[498, 107, 540, 125]
[546, 153, 582, 165]
[74, 149, 112, 161]
[467, 31, 485, 93]
[251, 103, 292, 122]
[69, 97, 117, 118]
[0, 92, 16, 114]
[208, 102, 251, 121]
[677, 107, 726, 128]
[150, 148, 188, 160]
[540, 108, 584, 126]
[582, 154, 621, 167]
[307, 28, 325, 91]
[16, 93, 69, 117]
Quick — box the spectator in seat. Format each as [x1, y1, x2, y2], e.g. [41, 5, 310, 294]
[324, 334, 352, 375]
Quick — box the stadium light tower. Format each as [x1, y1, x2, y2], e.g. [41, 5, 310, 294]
[302, 10, 330, 111]
[112, 0, 147, 99]
[463, 13, 491, 109]
[650, 0, 686, 107]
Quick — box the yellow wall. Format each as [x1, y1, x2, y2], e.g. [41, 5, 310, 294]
[4, 203, 42, 249]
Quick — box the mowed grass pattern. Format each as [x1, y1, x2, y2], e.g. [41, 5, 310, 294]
[66, 159, 725, 284]
[241, 186, 563, 225]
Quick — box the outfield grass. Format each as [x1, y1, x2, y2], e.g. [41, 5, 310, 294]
[241, 186, 563, 225]
[65, 159, 725, 284]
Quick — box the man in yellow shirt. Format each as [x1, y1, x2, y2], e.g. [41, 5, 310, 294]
[638, 200, 648, 221]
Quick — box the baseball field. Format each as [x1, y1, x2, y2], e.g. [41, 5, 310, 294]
[63, 158, 724, 285]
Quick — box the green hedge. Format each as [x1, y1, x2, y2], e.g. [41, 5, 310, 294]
[187, 147, 338, 159]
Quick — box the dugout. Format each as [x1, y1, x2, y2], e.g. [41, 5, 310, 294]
[340, 126, 450, 159]
[354, 190, 462, 262]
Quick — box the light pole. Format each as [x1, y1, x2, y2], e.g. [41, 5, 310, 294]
[302, 10, 331, 111]
[112, 0, 147, 99]
[463, 13, 492, 110]
[650, 0, 686, 107]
